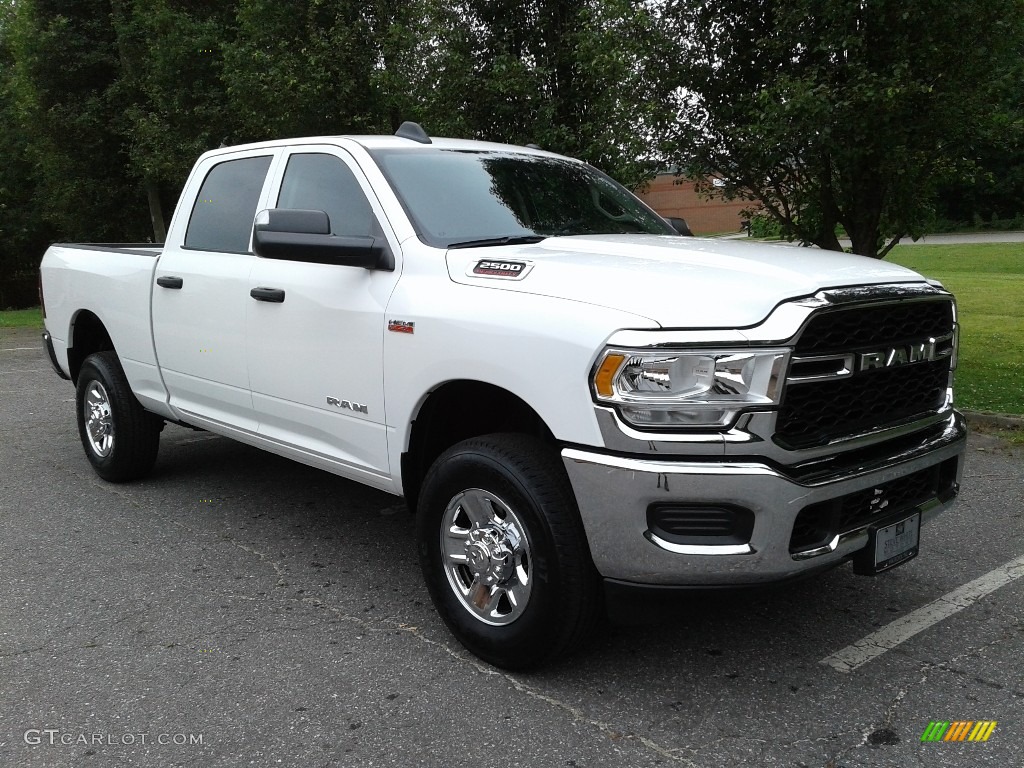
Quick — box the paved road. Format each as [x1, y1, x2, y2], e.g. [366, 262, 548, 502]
[2, 327, 1023, 767]
[889, 231, 1024, 245]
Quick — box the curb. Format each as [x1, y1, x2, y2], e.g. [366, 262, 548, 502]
[963, 410, 1024, 431]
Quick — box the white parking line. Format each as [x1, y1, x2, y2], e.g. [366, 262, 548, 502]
[0, 347, 38, 351]
[821, 553, 1024, 673]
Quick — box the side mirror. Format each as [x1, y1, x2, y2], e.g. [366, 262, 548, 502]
[666, 217, 693, 237]
[252, 209, 394, 271]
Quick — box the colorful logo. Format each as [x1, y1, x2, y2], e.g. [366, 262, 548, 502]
[920, 721, 997, 742]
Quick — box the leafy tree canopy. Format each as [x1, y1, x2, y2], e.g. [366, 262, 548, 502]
[415, 0, 670, 186]
[1, 0, 1023, 306]
[661, 0, 1024, 257]
[0, 0, 49, 306]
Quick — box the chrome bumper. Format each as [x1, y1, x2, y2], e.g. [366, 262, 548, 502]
[562, 413, 967, 586]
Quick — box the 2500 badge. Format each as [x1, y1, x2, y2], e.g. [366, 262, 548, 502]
[471, 259, 531, 279]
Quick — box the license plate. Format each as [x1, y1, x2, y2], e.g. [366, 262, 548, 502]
[854, 511, 921, 575]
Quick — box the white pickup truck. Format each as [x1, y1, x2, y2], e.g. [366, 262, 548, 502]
[40, 123, 966, 669]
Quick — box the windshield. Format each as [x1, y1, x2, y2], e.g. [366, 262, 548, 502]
[368, 149, 676, 248]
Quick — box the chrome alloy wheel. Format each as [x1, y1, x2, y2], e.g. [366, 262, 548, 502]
[83, 380, 114, 458]
[440, 488, 533, 626]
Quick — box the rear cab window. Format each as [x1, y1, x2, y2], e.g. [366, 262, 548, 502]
[184, 155, 274, 253]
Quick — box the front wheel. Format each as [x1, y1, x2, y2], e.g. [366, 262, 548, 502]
[76, 351, 162, 482]
[416, 434, 600, 669]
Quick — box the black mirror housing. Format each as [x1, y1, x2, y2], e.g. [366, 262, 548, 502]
[252, 209, 394, 270]
[666, 217, 693, 237]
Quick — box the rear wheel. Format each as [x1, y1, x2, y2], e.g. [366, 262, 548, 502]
[416, 434, 600, 669]
[76, 351, 162, 482]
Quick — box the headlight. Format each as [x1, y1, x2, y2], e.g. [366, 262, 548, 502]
[592, 348, 789, 428]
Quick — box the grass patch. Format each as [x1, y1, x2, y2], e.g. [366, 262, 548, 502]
[888, 243, 1024, 415]
[0, 307, 43, 329]
[1003, 429, 1024, 446]
[968, 421, 1024, 447]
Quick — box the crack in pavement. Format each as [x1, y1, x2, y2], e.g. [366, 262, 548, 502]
[0, 644, 49, 659]
[223, 539, 289, 584]
[300, 596, 698, 765]
[72, 467, 698, 765]
[922, 621, 1024, 697]
[669, 734, 770, 764]
[824, 622, 1021, 765]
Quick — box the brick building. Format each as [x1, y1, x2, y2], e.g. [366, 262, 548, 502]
[636, 173, 750, 235]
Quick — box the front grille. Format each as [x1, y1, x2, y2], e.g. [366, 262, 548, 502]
[794, 300, 953, 354]
[777, 360, 949, 448]
[776, 298, 955, 449]
[789, 458, 958, 553]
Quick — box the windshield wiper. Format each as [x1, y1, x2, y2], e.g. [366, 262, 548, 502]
[446, 235, 548, 249]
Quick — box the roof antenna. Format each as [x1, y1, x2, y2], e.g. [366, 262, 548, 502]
[395, 121, 432, 144]
[525, 143, 542, 150]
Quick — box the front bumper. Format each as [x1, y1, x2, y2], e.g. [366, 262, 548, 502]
[562, 412, 967, 586]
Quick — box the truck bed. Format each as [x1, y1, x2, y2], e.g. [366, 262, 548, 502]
[51, 243, 163, 257]
[40, 242, 168, 415]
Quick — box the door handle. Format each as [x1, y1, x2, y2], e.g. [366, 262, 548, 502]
[250, 287, 286, 303]
[156, 276, 183, 289]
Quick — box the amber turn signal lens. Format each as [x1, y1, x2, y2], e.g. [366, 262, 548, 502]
[594, 353, 625, 397]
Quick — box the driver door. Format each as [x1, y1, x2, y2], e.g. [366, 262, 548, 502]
[245, 147, 401, 490]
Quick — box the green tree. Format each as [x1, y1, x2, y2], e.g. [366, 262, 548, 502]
[222, 0, 388, 142]
[0, 0, 49, 307]
[934, 32, 1024, 227]
[661, 0, 1024, 257]
[9, 0, 150, 243]
[414, 0, 669, 187]
[111, 0, 239, 241]
[367, 0, 437, 132]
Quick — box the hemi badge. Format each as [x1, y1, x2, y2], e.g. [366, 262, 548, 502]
[388, 320, 415, 334]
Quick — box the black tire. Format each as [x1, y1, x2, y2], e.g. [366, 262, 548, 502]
[76, 351, 162, 482]
[416, 433, 601, 670]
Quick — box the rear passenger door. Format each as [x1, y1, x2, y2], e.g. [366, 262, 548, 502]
[153, 149, 277, 431]
[245, 147, 401, 488]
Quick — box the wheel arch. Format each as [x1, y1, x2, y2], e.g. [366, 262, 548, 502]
[67, 310, 115, 383]
[401, 380, 556, 510]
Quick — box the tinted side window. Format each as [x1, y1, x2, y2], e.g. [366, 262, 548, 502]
[184, 155, 272, 253]
[277, 153, 377, 238]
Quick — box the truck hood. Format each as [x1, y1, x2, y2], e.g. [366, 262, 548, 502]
[446, 234, 925, 329]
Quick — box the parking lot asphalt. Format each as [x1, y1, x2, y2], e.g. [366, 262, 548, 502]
[2, 326, 1022, 767]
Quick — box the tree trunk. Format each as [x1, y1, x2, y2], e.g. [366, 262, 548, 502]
[146, 179, 166, 243]
[848, 223, 882, 258]
[811, 228, 844, 252]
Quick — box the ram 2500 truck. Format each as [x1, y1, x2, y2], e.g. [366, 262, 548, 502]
[40, 123, 967, 669]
